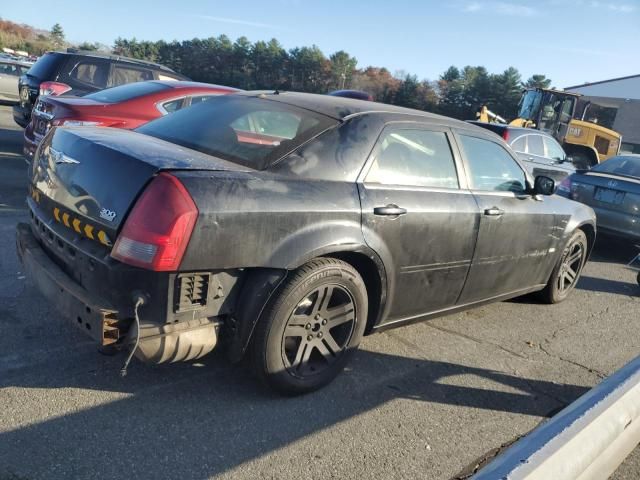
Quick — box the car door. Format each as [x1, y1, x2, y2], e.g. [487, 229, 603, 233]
[358, 124, 480, 323]
[0, 62, 20, 101]
[454, 131, 558, 304]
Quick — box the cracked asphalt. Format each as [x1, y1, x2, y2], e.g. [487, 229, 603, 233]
[0, 105, 639, 479]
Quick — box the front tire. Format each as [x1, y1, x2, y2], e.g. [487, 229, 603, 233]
[251, 258, 368, 395]
[539, 230, 588, 304]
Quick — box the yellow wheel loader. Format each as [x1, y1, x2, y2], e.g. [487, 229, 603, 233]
[478, 88, 621, 169]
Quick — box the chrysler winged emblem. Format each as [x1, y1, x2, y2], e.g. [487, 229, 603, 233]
[607, 180, 618, 188]
[50, 148, 80, 165]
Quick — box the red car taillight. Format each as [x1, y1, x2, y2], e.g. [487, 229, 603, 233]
[39, 81, 72, 97]
[111, 173, 198, 271]
[502, 129, 510, 142]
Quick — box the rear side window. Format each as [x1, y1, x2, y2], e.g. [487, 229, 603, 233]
[366, 128, 459, 189]
[526, 135, 544, 156]
[68, 60, 108, 88]
[160, 98, 184, 114]
[112, 65, 154, 86]
[511, 136, 526, 152]
[460, 135, 526, 192]
[84, 81, 171, 103]
[190, 95, 218, 106]
[137, 95, 338, 170]
[23, 52, 61, 79]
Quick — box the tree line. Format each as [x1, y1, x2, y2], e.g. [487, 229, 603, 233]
[113, 36, 552, 121]
[0, 16, 554, 121]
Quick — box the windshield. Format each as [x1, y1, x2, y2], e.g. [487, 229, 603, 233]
[84, 81, 171, 103]
[136, 95, 339, 169]
[592, 156, 640, 178]
[518, 90, 542, 120]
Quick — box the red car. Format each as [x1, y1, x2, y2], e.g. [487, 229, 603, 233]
[24, 80, 240, 158]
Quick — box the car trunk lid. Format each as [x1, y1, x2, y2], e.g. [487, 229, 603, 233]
[31, 126, 251, 242]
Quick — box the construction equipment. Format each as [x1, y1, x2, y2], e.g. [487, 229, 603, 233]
[478, 88, 622, 169]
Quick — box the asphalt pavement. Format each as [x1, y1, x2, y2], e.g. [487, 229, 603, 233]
[0, 105, 638, 480]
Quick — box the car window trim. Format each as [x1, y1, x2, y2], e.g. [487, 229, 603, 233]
[357, 122, 468, 190]
[451, 128, 534, 194]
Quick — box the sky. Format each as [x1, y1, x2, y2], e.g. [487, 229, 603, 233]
[3, 0, 640, 88]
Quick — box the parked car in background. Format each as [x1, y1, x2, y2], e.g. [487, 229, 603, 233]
[23, 80, 240, 159]
[13, 49, 187, 128]
[0, 59, 31, 104]
[469, 121, 575, 182]
[558, 154, 640, 242]
[328, 89, 373, 101]
[17, 92, 595, 394]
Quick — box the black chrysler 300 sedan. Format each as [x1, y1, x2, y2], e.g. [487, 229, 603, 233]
[17, 92, 596, 394]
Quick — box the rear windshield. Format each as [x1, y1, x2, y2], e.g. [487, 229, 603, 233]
[25, 52, 61, 79]
[84, 81, 171, 103]
[136, 95, 339, 169]
[592, 156, 640, 178]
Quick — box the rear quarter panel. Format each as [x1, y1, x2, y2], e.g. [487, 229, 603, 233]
[177, 171, 366, 271]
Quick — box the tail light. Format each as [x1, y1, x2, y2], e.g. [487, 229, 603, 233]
[502, 129, 510, 142]
[39, 81, 72, 97]
[111, 173, 198, 271]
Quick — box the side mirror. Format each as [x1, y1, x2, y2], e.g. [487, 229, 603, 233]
[534, 175, 556, 196]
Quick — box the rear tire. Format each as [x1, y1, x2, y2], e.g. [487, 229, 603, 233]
[539, 230, 588, 304]
[251, 258, 368, 395]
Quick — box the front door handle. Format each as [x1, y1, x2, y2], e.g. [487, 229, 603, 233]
[374, 205, 407, 216]
[484, 207, 505, 216]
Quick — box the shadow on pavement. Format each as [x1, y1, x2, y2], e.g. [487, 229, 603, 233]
[589, 234, 639, 265]
[577, 275, 639, 296]
[0, 348, 588, 479]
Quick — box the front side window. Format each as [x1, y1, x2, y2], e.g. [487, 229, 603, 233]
[0, 63, 21, 76]
[68, 60, 108, 88]
[137, 95, 338, 170]
[459, 135, 526, 193]
[366, 128, 459, 189]
[543, 136, 566, 161]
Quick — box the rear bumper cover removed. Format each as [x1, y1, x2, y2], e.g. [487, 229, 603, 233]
[16, 222, 219, 363]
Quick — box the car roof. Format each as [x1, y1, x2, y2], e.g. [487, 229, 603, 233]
[48, 50, 180, 73]
[153, 81, 241, 92]
[467, 121, 556, 138]
[237, 90, 478, 129]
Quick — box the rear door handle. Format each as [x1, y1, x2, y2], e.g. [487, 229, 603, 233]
[484, 207, 505, 216]
[374, 205, 407, 216]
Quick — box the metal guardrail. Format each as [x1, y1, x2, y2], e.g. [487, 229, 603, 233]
[472, 355, 640, 480]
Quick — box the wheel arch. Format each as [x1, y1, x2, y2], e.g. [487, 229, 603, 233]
[323, 249, 388, 335]
[564, 143, 600, 168]
[576, 221, 596, 259]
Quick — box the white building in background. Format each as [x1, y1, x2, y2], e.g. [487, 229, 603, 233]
[566, 74, 640, 154]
